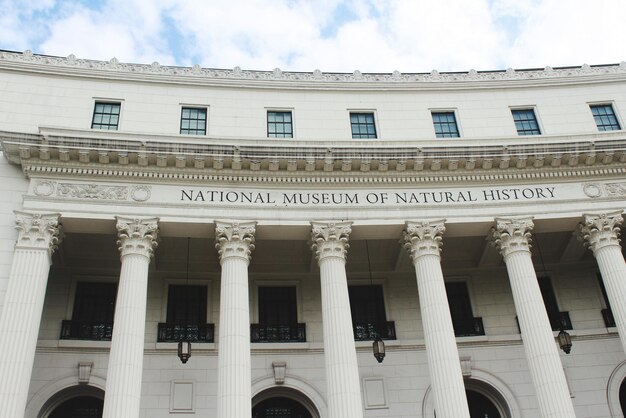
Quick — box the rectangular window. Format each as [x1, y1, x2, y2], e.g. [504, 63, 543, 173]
[252, 286, 305, 342]
[348, 285, 396, 340]
[598, 274, 616, 327]
[158, 285, 213, 342]
[91, 102, 121, 130]
[180, 107, 207, 135]
[445, 282, 484, 337]
[538, 276, 572, 330]
[267, 111, 293, 138]
[431, 111, 460, 138]
[512, 108, 541, 135]
[350, 112, 377, 139]
[591, 104, 621, 131]
[61, 282, 117, 340]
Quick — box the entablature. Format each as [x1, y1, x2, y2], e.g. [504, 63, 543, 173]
[3, 127, 626, 185]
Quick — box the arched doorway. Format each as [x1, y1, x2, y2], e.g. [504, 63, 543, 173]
[467, 389, 502, 418]
[620, 378, 626, 415]
[252, 396, 312, 418]
[48, 396, 103, 418]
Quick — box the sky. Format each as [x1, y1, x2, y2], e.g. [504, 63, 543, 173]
[0, 0, 624, 73]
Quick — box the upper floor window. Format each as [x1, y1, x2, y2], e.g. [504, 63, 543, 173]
[591, 104, 621, 131]
[445, 281, 484, 337]
[252, 286, 305, 342]
[432, 111, 460, 138]
[350, 112, 377, 139]
[348, 284, 396, 340]
[537, 276, 572, 331]
[267, 111, 293, 138]
[61, 281, 117, 341]
[180, 107, 207, 135]
[91, 102, 121, 130]
[511, 108, 541, 135]
[158, 284, 214, 343]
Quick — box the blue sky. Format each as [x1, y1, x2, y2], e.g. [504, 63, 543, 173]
[1, 0, 625, 72]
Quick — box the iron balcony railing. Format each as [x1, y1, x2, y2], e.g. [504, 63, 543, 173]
[60, 320, 113, 341]
[250, 323, 306, 343]
[602, 308, 616, 328]
[353, 321, 397, 341]
[516, 311, 572, 333]
[157, 323, 215, 343]
[453, 317, 485, 337]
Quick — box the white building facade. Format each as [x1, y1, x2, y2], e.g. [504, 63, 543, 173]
[0, 50, 626, 418]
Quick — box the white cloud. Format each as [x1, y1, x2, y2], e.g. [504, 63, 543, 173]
[0, 0, 624, 72]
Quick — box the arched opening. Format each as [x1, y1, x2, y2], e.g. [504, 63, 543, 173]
[252, 387, 319, 418]
[38, 386, 104, 418]
[467, 389, 502, 418]
[619, 379, 626, 416]
[48, 396, 103, 418]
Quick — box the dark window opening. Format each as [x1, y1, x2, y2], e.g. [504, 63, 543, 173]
[61, 282, 116, 341]
[598, 273, 616, 327]
[91, 102, 120, 130]
[158, 285, 214, 343]
[538, 276, 572, 331]
[350, 112, 377, 138]
[252, 286, 305, 342]
[348, 285, 396, 341]
[445, 282, 484, 337]
[511, 108, 541, 135]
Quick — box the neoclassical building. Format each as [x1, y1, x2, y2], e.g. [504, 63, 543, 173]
[1, 50, 626, 418]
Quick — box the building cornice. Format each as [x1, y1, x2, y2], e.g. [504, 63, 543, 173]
[1, 50, 625, 91]
[3, 127, 626, 185]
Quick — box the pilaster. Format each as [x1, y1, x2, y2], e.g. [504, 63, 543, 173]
[103, 217, 158, 418]
[0, 212, 61, 418]
[402, 220, 470, 418]
[215, 221, 256, 418]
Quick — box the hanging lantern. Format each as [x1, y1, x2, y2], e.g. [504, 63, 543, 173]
[178, 340, 192, 364]
[372, 337, 386, 363]
[557, 329, 572, 354]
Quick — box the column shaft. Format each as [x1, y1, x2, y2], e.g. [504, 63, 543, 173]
[215, 221, 256, 418]
[103, 217, 158, 418]
[403, 221, 470, 418]
[494, 218, 575, 418]
[311, 221, 363, 418]
[0, 212, 60, 418]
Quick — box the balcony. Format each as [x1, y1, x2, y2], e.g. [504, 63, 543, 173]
[60, 320, 113, 341]
[157, 323, 215, 343]
[516, 311, 572, 333]
[353, 321, 396, 341]
[453, 317, 485, 337]
[602, 308, 616, 328]
[250, 323, 306, 343]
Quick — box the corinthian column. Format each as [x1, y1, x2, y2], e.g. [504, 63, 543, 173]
[311, 221, 363, 418]
[579, 211, 626, 353]
[215, 221, 256, 418]
[402, 220, 470, 418]
[103, 217, 159, 418]
[0, 212, 60, 418]
[492, 217, 576, 418]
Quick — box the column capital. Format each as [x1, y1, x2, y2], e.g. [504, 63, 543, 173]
[310, 221, 352, 262]
[215, 221, 256, 264]
[402, 220, 446, 261]
[116, 217, 159, 258]
[578, 211, 624, 253]
[491, 217, 534, 258]
[14, 211, 62, 255]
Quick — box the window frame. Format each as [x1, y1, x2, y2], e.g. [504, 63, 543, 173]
[91, 99, 123, 131]
[348, 110, 379, 139]
[510, 106, 542, 136]
[430, 109, 461, 138]
[179, 105, 208, 136]
[160, 279, 213, 324]
[250, 280, 302, 324]
[266, 108, 295, 138]
[65, 275, 118, 320]
[589, 102, 622, 131]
